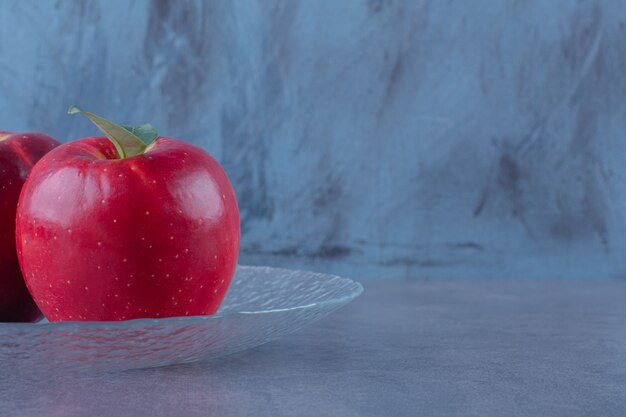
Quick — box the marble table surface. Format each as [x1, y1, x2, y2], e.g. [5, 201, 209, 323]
[2, 279, 626, 417]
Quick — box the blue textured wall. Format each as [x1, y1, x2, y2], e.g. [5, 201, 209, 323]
[0, 0, 624, 279]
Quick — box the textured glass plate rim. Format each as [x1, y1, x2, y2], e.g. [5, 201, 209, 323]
[0, 265, 364, 331]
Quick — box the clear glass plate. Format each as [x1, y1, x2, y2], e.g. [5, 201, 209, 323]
[0, 266, 363, 372]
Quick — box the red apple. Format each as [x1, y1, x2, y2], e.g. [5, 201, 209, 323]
[16, 108, 240, 321]
[0, 131, 60, 322]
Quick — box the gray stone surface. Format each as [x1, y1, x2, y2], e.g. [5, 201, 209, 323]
[1, 1, 625, 279]
[2, 280, 626, 416]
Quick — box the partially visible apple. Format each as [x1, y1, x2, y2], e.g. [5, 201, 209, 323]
[0, 131, 60, 322]
[16, 108, 240, 321]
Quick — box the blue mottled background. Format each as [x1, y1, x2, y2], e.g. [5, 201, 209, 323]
[0, 0, 624, 280]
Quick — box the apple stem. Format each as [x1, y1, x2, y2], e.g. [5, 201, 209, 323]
[68, 106, 158, 158]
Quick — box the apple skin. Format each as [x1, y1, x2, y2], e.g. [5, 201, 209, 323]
[0, 132, 60, 322]
[16, 136, 240, 322]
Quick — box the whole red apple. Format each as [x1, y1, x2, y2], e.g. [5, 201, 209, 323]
[16, 108, 240, 321]
[0, 131, 60, 322]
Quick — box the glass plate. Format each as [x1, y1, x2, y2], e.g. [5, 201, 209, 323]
[0, 266, 363, 372]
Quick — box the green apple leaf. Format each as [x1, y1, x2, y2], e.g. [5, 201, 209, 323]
[121, 123, 158, 145]
[68, 106, 155, 158]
